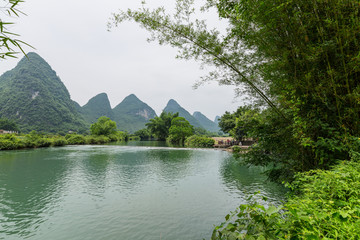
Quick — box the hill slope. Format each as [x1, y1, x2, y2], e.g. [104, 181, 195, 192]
[193, 111, 220, 132]
[112, 94, 157, 133]
[163, 99, 203, 129]
[0, 52, 86, 133]
[81, 93, 114, 124]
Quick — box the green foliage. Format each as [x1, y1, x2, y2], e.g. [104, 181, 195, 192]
[194, 127, 220, 137]
[81, 93, 114, 124]
[0, 118, 19, 131]
[0, 134, 22, 150]
[212, 160, 360, 239]
[51, 136, 67, 146]
[90, 116, 117, 136]
[23, 131, 51, 148]
[85, 135, 111, 144]
[167, 117, 194, 145]
[219, 106, 261, 141]
[129, 135, 141, 141]
[65, 134, 86, 145]
[134, 128, 152, 140]
[108, 131, 128, 142]
[111, 0, 360, 179]
[146, 111, 179, 140]
[0, 130, 128, 150]
[212, 194, 284, 240]
[193, 111, 220, 133]
[0, 131, 68, 150]
[163, 99, 203, 129]
[0, 53, 87, 133]
[112, 94, 157, 133]
[0, 0, 32, 59]
[184, 135, 215, 148]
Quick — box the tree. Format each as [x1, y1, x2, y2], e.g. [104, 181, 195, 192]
[110, 0, 360, 178]
[1, 0, 30, 59]
[219, 106, 260, 141]
[90, 116, 117, 136]
[134, 128, 152, 140]
[167, 116, 194, 144]
[145, 111, 179, 140]
[0, 118, 19, 131]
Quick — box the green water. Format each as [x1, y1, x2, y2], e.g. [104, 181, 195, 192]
[0, 143, 285, 240]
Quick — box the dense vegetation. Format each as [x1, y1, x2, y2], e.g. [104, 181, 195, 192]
[184, 135, 215, 148]
[81, 93, 115, 124]
[111, 0, 360, 238]
[0, 53, 87, 133]
[111, 0, 360, 178]
[112, 94, 157, 133]
[0, 52, 219, 134]
[0, 116, 128, 150]
[0, 118, 19, 132]
[145, 111, 216, 146]
[193, 111, 220, 133]
[212, 155, 360, 239]
[167, 116, 194, 145]
[163, 99, 204, 129]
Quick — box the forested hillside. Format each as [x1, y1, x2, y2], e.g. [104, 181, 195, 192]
[112, 94, 157, 132]
[81, 93, 114, 124]
[193, 111, 219, 132]
[163, 99, 203, 129]
[0, 52, 86, 133]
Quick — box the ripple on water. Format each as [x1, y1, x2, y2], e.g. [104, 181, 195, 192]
[0, 146, 285, 240]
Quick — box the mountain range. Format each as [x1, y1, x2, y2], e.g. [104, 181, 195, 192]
[0, 53, 220, 133]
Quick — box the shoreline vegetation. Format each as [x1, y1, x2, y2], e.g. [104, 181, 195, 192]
[0, 116, 218, 151]
[0, 131, 130, 151]
[0, 131, 220, 151]
[2, 0, 360, 237]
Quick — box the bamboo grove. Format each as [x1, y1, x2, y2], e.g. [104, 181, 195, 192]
[110, 0, 360, 180]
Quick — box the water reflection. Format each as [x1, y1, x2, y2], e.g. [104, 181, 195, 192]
[145, 149, 193, 183]
[220, 155, 287, 203]
[0, 146, 285, 240]
[0, 149, 70, 238]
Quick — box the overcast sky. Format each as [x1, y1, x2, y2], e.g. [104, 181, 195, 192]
[0, 0, 242, 121]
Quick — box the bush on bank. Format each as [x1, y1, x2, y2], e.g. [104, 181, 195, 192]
[0, 131, 129, 150]
[211, 156, 360, 239]
[184, 135, 215, 148]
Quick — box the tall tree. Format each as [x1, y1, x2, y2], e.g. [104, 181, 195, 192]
[0, 118, 19, 131]
[168, 116, 194, 144]
[110, 0, 360, 177]
[145, 112, 179, 140]
[90, 116, 117, 136]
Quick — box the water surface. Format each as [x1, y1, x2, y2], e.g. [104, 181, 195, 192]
[0, 144, 285, 240]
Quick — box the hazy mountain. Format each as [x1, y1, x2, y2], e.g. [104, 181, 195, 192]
[215, 116, 221, 125]
[193, 111, 220, 132]
[81, 93, 114, 123]
[112, 94, 157, 133]
[163, 99, 203, 129]
[0, 52, 86, 133]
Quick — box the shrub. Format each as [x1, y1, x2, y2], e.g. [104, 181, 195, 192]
[184, 135, 215, 148]
[0, 138, 19, 150]
[85, 135, 111, 144]
[66, 134, 86, 145]
[108, 131, 128, 142]
[51, 137, 68, 146]
[212, 159, 360, 239]
[129, 135, 140, 141]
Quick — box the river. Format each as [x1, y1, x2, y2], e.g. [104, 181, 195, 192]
[0, 142, 285, 240]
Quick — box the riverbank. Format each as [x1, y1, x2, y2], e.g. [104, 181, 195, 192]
[0, 132, 130, 151]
